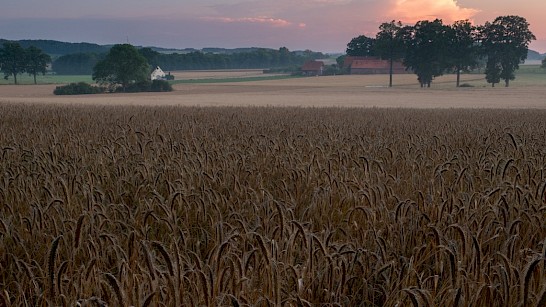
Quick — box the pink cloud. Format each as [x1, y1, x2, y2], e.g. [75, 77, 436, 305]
[202, 16, 301, 28]
[389, 0, 479, 23]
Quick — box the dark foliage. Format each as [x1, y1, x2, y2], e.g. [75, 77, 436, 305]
[346, 35, 376, 56]
[481, 15, 536, 87]
[139, 47, 324, 71]
[53, 53, 104, 75]
[0, 39, 109, 56]
[53, 82, 105, 95]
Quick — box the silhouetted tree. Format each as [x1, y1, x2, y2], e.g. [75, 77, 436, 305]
[0, 41, 27, 84]
[93, 44, 150, 92]
[449, 20, 480, 87]
[346, 35, 376, 57]
[402, 19, 452, 87]
[481, 15, 535, 87]
[26, 46, 51, 84]
[375, 20, 406, 87]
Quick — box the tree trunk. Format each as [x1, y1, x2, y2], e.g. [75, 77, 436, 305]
[505, 79, 509, 87]
[457, 66, 461, 87]
[13, 73, 18, 85]
[33, 73, 37, 85]
[389, 58, 393, 88]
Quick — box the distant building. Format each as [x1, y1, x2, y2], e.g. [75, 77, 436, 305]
[343, 56, 407, 75]
[301, 60, 325, 76]
[151, 66, 166, 80]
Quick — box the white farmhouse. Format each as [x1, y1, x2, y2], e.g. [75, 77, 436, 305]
[151, 66, 166, 81]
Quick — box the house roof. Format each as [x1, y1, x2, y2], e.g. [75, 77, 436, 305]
[301, 60, 324, 71]
[151, 66, 166, 80]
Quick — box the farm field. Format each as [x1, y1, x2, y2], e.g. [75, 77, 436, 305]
[1, 71, 546, 108]
[0, 104, 545, 306]
[0, 74, 94, 86]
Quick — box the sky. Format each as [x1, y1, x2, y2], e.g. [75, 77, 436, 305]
[1, 0, 545, 54]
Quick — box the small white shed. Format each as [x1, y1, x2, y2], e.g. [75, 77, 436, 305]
[151, 66, 166, 80]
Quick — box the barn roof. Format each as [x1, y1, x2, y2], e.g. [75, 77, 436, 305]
[351, 59, 389, 69]
[350, 59, 406, 70]
[301, 60, 324, 71]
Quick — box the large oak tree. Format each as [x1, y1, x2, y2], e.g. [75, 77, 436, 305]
[346, 35, 376, 57]
[481, 15, 535, 87]
[402, 19, 452, 87]
[93, 44, 150, 92]
[375, 20, 406, 87]
[26, 46, 51, 84]
[0, 41, 27, 84]
[449, 20, 480, 87]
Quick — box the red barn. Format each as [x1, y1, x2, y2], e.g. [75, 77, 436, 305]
[301, 60, 325, 76]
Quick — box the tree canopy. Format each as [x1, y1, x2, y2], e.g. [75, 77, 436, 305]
[346, 35, 376, 57]
[92, 44, 150, 92]
[375, 20, 405, 87]
[53, 53, 103, 75]
[345, 15, 535, 88]
[481, 15, 536, 87]
[0, 41, 28, 84]
[402, 19, 453, 87]
[26, 46, 51, 84]
[449, 20, 480, 87]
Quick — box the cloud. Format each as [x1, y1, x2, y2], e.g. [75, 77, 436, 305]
[202, 16, 304, 28]
[390, 0, 479, 23]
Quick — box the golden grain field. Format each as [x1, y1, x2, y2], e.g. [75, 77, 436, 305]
[0, 104, 545, 306]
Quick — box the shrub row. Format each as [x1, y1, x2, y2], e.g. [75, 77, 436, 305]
[53, 82, 105, 95]
[53, 80, 173, 95]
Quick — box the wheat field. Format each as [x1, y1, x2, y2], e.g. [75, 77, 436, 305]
[0, 104, 544, 306]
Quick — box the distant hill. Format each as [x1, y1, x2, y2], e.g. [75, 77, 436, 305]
[0, 39, 326, 57]
[526, 49, 545, 61]
[0, 39, 109, 57]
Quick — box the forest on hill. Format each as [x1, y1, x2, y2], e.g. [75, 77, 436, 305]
[0, 39, 326, 74]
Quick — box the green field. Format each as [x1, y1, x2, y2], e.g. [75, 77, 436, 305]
[1, 65, 544, 86]
[0, 73, 93, 85]
[169, 74, 302, 84]
[0, 73, 300, 85]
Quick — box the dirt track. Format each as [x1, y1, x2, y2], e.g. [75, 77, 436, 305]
[1, 75, 545, 108]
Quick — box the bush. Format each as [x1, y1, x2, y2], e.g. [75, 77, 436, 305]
[459, 83, 475, 87]
[53, 82, 105, 95]
[123, 80, 152, 93]
[151, 80, 173, 92]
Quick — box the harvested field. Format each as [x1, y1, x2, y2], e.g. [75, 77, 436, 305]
[1, 73, 546, 108]
[0, 104, 545, 306]
[170, 69, 274, 80]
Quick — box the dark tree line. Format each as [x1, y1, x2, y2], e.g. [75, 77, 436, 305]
[347, 15, 535, 87]
[0, 39, 109, 57]
[0, 41, 51, 84]
[140, 47, 324, 71]
[52, 53, 105, 75]
[53, 47, 324, 75]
